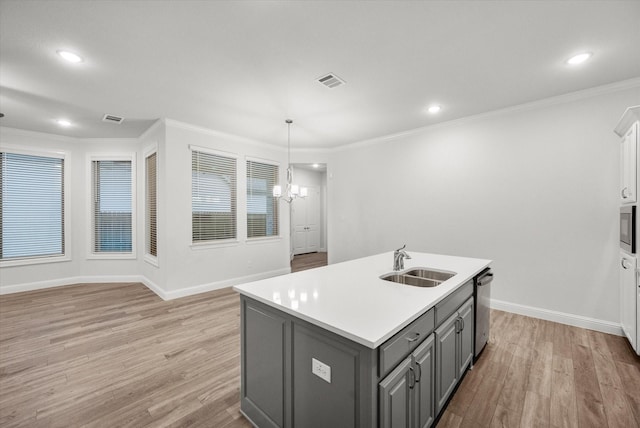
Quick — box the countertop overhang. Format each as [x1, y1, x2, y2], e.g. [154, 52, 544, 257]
[233, 252, 491, 348]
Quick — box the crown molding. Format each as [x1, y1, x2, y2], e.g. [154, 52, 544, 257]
[138, 118, 165, 141]
[164, 118, 285, 152]
[334, 77, 640, 152]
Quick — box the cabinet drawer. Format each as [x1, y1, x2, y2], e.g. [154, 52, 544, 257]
[435, 281, 473, 326]
[379, 308, 434, 377]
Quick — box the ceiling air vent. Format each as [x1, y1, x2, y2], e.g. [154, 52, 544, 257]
[102, 114, 124, 124]
[317, 73, 345, 89]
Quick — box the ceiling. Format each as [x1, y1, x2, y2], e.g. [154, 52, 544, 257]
[1, 1, 639, 148]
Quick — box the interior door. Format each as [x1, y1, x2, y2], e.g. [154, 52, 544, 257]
[292, 186, 320, 255]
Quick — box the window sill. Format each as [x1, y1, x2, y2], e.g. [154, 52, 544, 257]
[245, 236, 282, 245]
[144, 254, 159, 267]
[190, 239, 239, 250]
[0, 254, 71, 268]
[86, 253, 137, 260]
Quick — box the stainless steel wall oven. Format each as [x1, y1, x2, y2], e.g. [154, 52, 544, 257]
[621, 205, 636, 254]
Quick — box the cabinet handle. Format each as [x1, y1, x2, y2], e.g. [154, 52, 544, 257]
[406, 332, 420, 343]
[415, 362, 422, 383]
[408, 366, 415, 389]
[455, 318, 460, 334]
[622, 187, 630, 198]
[461, 317, 465, 331]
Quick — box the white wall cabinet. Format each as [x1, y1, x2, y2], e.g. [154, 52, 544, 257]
[620, 121, 638, 204]
[619, 250, 638, 353]
[615, 106, 640, 356]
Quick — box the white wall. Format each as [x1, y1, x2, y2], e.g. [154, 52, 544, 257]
[0, 128, 140, 292]
[326, 86, 640, 329]
[0, 120, 291, 298]
[159, 120, 290, 297]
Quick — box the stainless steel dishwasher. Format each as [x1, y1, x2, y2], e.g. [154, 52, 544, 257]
[474, 268, 493, 359]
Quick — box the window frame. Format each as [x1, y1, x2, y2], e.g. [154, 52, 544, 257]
[0, 144, 71, 268]
[143, 144, 158, 267]
[189, 145, 239, 249]
[86, 153, 137, 260]
[245, 156, 281, 242]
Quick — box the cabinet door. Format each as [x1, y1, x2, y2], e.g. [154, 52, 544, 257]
[241, 300, 288, 428]
[620, 251, 638, 352]
[413, 334, 435, 428]
[380, 358, 413, 428]
[621, 123, 638, 203]
[458, 298, 475, 377]
[435, 311, 459, 414]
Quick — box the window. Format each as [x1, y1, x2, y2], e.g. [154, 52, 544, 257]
[145, 152, 157, 258]
[192, 148, 237, 242]
[91, 159, 133, 254]
[246, 160, 279, 238]
[1, 151, 65, 261]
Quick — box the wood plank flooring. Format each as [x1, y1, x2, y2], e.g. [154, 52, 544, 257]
[1, 282, 639, 427]
[442, 311, 640, 428]
[290, 252, 328, 273]
[0, 283, 252, 428]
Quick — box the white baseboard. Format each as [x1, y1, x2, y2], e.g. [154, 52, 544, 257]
[138, 276, 167, 300]
[162, 267, 291, 300]
[491, 298, 623, 336]
[0, 268, 291, 301]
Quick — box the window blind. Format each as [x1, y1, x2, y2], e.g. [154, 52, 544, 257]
[192, 150, 237, 242]
[145, 152, 157, 257]
[247, 160, 279, 238]
[92, 160, 132, 253]
[1, 152, 64, 260]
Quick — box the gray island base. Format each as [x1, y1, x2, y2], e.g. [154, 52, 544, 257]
[234, 252, 490, 428]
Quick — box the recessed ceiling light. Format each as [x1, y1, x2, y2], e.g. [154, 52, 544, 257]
[57, 50, 83, 63]
[57, 119, 72, 127]
[427, 105, 442, 114]
[566, 52, 592, 65]
[312, 163, 319, 168]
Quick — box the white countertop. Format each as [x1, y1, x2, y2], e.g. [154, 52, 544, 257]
[233, 252, 491, 348]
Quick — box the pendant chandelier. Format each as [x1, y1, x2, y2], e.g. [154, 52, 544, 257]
[273, 119, 307, 203]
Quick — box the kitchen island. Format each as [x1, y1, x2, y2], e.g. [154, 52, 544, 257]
[233, 252, 491, 428]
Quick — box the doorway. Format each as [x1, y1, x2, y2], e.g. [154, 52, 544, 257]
[290, 163, 328, 271]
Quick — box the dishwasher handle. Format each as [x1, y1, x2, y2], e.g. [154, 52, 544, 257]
[476, 271, 493, 287]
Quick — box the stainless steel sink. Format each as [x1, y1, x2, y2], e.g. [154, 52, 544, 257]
[380, 268, 456, 287]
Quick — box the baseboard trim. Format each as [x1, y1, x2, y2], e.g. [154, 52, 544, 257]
[0, 268, 291, 302]
[491, 298, 623, 336]
[138, 276, 167, 300]
[162, 268, 291, 300]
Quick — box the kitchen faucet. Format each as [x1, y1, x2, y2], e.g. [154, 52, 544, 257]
[393, 245, 411, 271]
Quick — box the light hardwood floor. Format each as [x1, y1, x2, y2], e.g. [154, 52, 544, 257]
[291, 252, 328, 273]
[1, 282, 639, 427]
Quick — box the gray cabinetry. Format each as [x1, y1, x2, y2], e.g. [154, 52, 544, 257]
[241, 300, 290, 428]
[413, 336, 435, 428]
[435, 297, 474, 414]
[458, 299, 474, 377]
[240, 296, 377, 428]
[240, 280, 477, 427]
[379, 358, 412, 428]
[379, 334, 435, 428]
